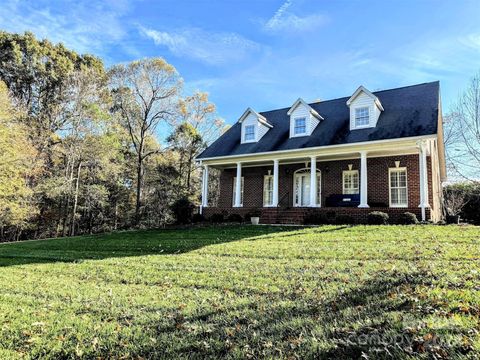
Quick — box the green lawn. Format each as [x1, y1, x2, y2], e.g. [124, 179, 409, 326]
[0, 225, 479, 359]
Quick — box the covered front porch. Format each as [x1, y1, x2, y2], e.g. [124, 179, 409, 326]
[199, 138, 435, 223]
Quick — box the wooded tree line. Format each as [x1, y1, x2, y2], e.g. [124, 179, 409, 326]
[0, 31, 224, 241]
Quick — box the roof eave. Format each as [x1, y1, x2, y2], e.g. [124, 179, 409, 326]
[347, 85, 384, 111]
[288, 98, 324, 120]
[238, 107, 272, 127]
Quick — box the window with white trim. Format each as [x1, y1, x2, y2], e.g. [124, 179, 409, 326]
[294, 117, 306, 135]
[263, 175, 274, 206]
[244, 125, 255, 142]
[343, 170, 359, 194]
[232, 176, 244, 206]
[389, 168, 408, 207]
[355, 107, 370, 127]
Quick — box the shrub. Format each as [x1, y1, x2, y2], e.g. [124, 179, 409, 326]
[367, 211, 389, 225]
[399, 212, 418, 225]
[191, 213, 205, 223]
[446, 215, 460, 224]
[227, 213, 243, 223]
[209, 213, 224, 223]
[335, 214, 355, 225]
[170, 197, 195, 224]
[444, 183, 480, 224]
[304, 212, 329, 225]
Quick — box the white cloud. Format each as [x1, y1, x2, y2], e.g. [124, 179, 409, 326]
[263, 0, 329, 33]
[139, 26, 261, 65]
[0, 0, 129, 57]
[394, 32, 480, 78]
[459, 33, 480, 51]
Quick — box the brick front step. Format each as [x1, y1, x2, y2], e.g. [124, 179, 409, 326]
[203, 207, 429, 225]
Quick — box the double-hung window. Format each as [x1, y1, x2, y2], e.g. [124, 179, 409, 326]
[244, 125, 255, 142]
[343, 170, 359, 194]
[389, 168, 408, 207]
[263, 175, 274, 206]
[232, 177, 244, 206]
[294, 117, 306, 135]
[355, 107, 370, 127]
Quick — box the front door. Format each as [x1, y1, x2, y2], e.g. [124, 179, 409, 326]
[300, 174, 310, 206]
[294, 169, 321, 207]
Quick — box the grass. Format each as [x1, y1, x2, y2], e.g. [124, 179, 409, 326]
[0, 224, 479, 359]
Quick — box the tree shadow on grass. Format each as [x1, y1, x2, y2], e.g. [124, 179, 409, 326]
[0, 225, 348, 267]
[133, 268, 471, 359]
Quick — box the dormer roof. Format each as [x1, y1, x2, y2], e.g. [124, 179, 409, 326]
[287, 98, 324, 120]
[346, 86, 384, 111]
[238, 107, 273, 128]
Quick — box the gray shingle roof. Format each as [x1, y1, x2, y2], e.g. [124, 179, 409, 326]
[197, 81, 440, 159]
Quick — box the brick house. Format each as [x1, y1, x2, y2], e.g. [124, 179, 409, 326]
[196, 82, 446, 224]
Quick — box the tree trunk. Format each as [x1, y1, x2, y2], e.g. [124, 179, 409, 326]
[186, 150, 194, 192]
[135, 153, 144, 226]
[186, 157, 192, 191]
[113, 195, 119, 231]
[70, 161, 82, 236]
[62, 158, 75, 237]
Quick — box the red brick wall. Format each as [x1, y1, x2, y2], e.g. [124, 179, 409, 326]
[218, 155, 430, 207]
[213, 154, 435, 220]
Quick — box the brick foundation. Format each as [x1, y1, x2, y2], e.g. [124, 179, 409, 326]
[203, 206, 430, 225]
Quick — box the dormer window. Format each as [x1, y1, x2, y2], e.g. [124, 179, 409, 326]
[238, 108, 273, 144]
[244, 125, 255, 142]
[294, 117, 307, 135]
[347, 86, 384, 131]
[287, 98, 323, 138]
[355, 107, 370, 127]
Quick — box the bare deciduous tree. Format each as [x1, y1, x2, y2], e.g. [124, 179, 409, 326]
[110, 58, 182, 224]
[444, 189, 468, 217]
[445, 71, 480, 180]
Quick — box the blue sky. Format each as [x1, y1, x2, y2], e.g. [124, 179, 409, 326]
[1, 0, 479, 130]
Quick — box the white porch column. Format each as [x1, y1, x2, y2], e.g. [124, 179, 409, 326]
[358, 151, 369, 208]
[199, 164, 207, 214]
[272, 159, 279, 207]
[310, 156, 317, 207]
[202, 165, 209, 207]
[418, 141, 430, 221]
[234, 162, 242, 207]
[422, 143, 430, 208]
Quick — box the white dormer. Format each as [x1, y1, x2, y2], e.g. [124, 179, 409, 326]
[287, 98, 323, 138]
[346, 86, 384, 130]
[238, 108, 273, 144]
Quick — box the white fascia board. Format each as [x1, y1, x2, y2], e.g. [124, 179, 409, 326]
[238, 107, 272, 128]
[196, 134, 436, 164]
[258, 118, 273, 128]
[287, 98, 304, 115]
[219, 150, 420, 169]
[311, 110, 324, 121]
[347, 86, 384, 111]
[287, 98, 323, 120]
[238, 107, 266, 123]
